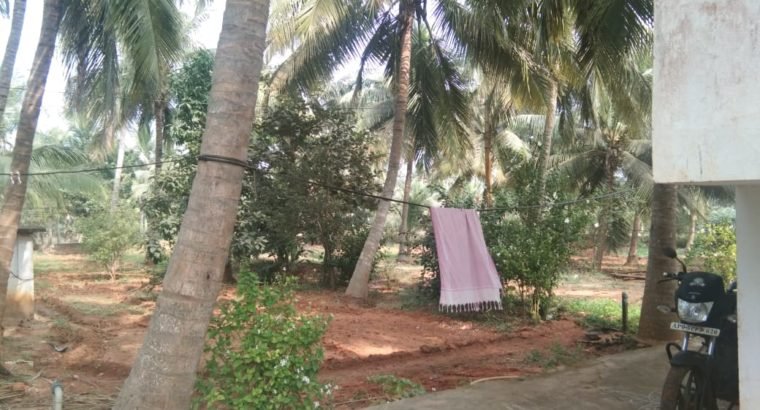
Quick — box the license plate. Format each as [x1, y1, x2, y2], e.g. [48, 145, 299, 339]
[671, 322, 720, 337]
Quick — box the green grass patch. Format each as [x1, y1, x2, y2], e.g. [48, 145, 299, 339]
[33, 255, 84, 275]
[67, 301, 145, 317]
[523, 343, 586, 369]
[557, 297, 641, 333]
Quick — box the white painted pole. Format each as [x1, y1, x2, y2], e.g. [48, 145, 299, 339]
[7, 234, 35, 319]
[735, 186, 760, 407]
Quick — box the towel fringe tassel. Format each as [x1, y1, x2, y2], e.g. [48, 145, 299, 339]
[438, 300, 503, 313]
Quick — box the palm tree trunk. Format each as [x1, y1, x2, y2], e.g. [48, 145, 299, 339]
[0, 0, 26, 147]
[398, 154, 413, 258]
[484, 125, 494, 207]
[345, 0, 414, 299]
[0, 0, 61, 358]
[153, 98, 165, 174]
[535, 79, 558, 214]
[592, 161, 614, 271]
[113, 1, 269, 408]
[110, 134, 125, 210]
[592, 214, 608, 271]
[625, 210, 641, 266]
[685, 210, 698, 251]
[638, 184, 680, 341]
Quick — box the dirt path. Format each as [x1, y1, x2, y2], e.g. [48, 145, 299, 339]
[0, 253, 635, 408]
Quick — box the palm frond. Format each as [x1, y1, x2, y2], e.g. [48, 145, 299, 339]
[0, 145, 107, 209]
[268, 0, 381, 95]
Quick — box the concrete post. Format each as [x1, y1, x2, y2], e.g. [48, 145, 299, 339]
[7, 233, 35, 320]
[735, 186, 760, 407]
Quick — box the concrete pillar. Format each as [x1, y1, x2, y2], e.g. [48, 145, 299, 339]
[736, 186, 760, 407]
[6, 234, 34, 320]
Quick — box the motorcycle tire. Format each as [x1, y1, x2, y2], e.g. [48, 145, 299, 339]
[660, 366, 718, 410]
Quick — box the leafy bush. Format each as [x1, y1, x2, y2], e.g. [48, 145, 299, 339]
[75, 205, 142, 280]
[483, 164, 591, 320]
[143, 67, 381, 285]
[196, 277, 329, 409]
[417, 215, 441, 301]
[250, 97, 381, 278]
[687, 222, 737, 282]
[324, 225, 384, 288]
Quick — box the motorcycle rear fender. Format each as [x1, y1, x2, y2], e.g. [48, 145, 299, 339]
[670, 350, 708, 370]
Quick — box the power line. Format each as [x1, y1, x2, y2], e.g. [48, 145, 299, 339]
[10, 154, 638, 214]
[478, 188, 636, 212]
[0, 158, 185, 177]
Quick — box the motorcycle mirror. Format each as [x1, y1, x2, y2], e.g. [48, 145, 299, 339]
[662, 247, 678, 259]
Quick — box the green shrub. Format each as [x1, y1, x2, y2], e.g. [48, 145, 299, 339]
[687, 222, 736, 282]
[324, 226, 384, 288]
[483, 164, 591, 320]
[196, 277, 329, 409]
[75, 206, 142, 280]
[417, 216, 441, 301]
[366, 375, 426, 400]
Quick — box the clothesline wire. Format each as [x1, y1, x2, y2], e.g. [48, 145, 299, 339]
[0, 159, 185, 177]
[11, 154, 638, 215]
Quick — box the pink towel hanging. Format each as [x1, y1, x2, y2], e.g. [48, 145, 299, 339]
[430, 207, 502, 312]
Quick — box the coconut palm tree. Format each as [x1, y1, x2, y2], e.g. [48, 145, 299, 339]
[0, 0, 26, 144]
[59, 0, 184, 207]
[0, 0, 185, 361]
[0, 0, 62, 369]
[266, 0, 518, 298]
[113, 0, 271, 407]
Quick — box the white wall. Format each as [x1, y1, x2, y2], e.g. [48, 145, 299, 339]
[653, 0, 760, 184]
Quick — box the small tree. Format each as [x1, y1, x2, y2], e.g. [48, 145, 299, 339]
[483, 163, 592, 319]
[76, 205, 142, 280]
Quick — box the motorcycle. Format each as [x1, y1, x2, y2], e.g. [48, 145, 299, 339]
[658, 247, 738, 409]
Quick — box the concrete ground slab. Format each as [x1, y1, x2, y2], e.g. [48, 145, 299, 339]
[368, 346, 669, 410]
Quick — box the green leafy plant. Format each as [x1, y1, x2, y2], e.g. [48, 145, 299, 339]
[196, 276, 329, 409]
[366, 374, 426, 400]
[687, 222, 737, 282]
[75, 205, 142, 280]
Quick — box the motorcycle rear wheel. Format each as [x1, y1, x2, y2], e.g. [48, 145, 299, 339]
[661, 366, 718, 410]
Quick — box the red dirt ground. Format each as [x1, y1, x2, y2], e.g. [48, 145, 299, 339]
[0, 254, 636, 408]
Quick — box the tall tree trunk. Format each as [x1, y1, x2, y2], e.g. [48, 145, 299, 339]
[483, 125, 494, 207]
[638, 184, 679, 341]
[685, 209, 698, 251]
[345, 0, 414, 299]
[0, 0, 26, 147]
[534, 79, 558, 217]
[110, 134, 125, 210]
[0, 0, 60, 358]
[113, 1, 269, 408]
[592, 160, 615, 271]
[625, 210, 642, 266]
[592, 213, 608, 271]
[397, 153, 413, 258]
[153, 98, 165, 174]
